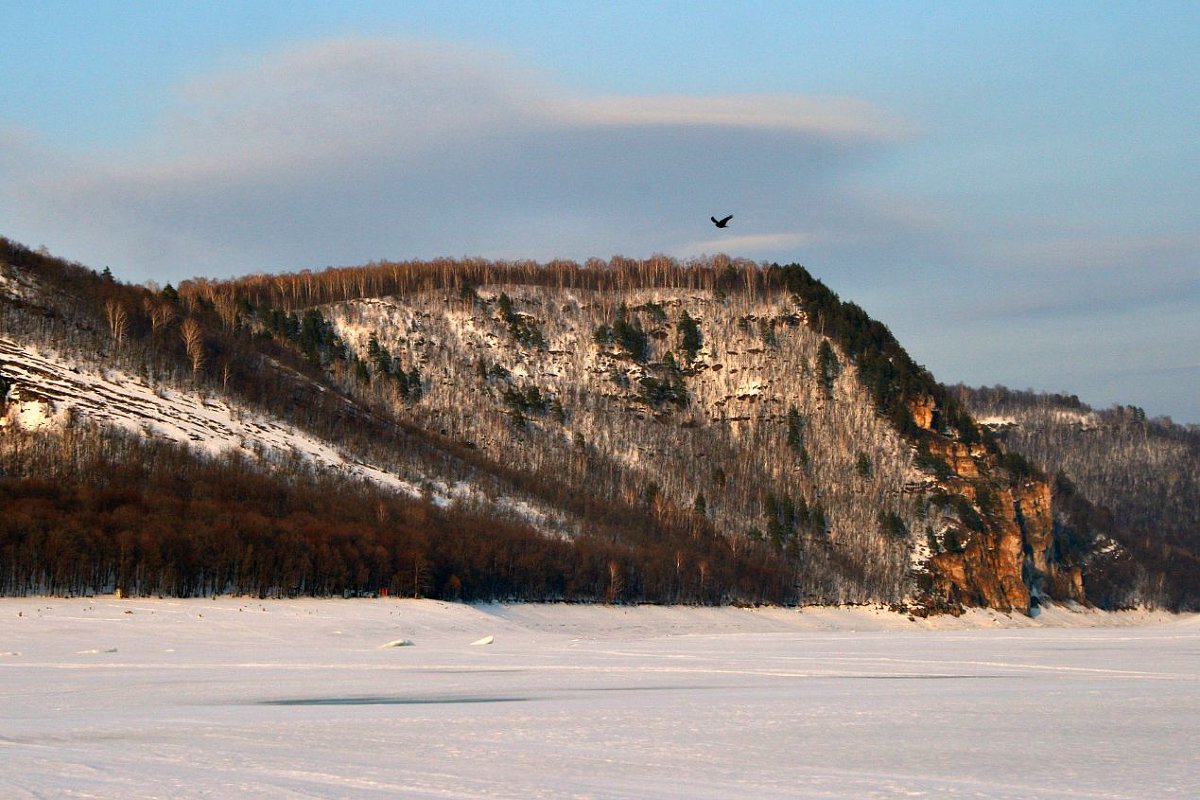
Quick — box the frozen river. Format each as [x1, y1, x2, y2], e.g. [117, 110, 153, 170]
[2, 598, 1197, 799]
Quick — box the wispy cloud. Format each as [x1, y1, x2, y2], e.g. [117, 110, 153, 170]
[680, 231, 820, 258]
[571, 94, 906, 139]
[998, 233, 1200, 271]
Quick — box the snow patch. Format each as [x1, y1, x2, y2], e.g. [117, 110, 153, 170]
[379, 638, 415, 648]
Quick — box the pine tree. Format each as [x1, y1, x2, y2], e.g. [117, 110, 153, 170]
[678, 310, 702, 362]
[817, 340, 839, 397]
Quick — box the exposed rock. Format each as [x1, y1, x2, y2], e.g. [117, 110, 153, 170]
[909, 395, 936, 432]
[912, 404, 1085, 614]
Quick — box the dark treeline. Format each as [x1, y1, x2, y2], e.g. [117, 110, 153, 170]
[0, 424, 798, 602]
[775, 267, 994, 451]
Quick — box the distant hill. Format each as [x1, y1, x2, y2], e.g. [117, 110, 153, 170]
[2, 236, 1174, 611]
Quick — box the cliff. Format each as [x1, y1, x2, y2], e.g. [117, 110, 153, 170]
[955, 383, 1200, 611]
[910, 402, 1085, 614]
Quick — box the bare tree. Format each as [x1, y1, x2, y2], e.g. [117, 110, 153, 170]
[213, 292, 240, 331]
[104, 299, 128, 349]
[144, 297, 176, 338]
[606, 559, 624, 604]
[180, 317, 205, 377]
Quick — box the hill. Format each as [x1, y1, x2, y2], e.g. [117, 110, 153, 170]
[0, 238, 1160, 611]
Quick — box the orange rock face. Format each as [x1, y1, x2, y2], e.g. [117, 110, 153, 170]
[917, 418, 1086, 615]
[928, 494, 1030, 613]
[910, 395, 936, 431]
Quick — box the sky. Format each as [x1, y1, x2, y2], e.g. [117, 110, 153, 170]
[1, 1, 1197, 422]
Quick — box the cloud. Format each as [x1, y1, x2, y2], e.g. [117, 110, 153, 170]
[679, 231, 821, 258]
[947, 231, 1200, 321]
[571, 94, 907, 138]
[160, 39, 563, 173]
[0, 37, 905, 281]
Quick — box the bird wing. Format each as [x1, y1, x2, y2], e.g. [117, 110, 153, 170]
[718, 215, 733, 225]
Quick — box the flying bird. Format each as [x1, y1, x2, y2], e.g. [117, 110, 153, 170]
[711, 214, 733, 228]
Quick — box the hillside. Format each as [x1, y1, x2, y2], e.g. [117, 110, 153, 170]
[0, 238, 1142, 612]
[955, 385, 1200, 610]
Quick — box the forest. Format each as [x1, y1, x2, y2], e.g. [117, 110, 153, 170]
[0, 240, 801, 601]
[0, 422, 799, 602]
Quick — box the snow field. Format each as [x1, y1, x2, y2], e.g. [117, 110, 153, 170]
[1, 598, 1198, 799]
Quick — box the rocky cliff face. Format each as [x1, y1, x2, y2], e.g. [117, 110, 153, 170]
[909, 402, 1086, 614]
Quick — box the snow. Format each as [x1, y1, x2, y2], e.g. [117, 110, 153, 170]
[379, 638, 415, 648]
[0, 262, 38, 301]
[3, 395, 63, 431]
[2, 598, 1197, 799]
[0, 336, 425, 497]
[1, 335, 587, 537]
[1052, 410, 1102, 430]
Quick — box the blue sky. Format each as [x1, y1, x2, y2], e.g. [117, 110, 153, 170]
[2, 1, 1197, 422]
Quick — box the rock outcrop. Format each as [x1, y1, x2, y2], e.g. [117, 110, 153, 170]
[908, 398, 1087, 614]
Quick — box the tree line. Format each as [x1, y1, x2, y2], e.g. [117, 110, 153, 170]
[0, 422, 799, 602]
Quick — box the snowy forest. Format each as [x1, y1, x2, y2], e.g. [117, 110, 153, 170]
[2, 238, 1195, 610]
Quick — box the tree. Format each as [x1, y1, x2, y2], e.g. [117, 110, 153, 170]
[606, 559, 624, 604]
[817, 340, 839, 397]
[612, 303, 649, 361]
[180, 317, 205, 377]
[144, 297, 176, 339]
[786, 407, 804, 451]
[855, 452, 872, 479]
[678, 310, 702, 362]
[104, 299, 129, 349]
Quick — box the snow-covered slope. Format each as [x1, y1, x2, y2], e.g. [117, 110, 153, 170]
[1, 335, 424, 495]
[0, 329, 580, 540]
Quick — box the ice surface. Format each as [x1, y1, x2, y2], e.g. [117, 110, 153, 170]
[1, 598, 1197, 799]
